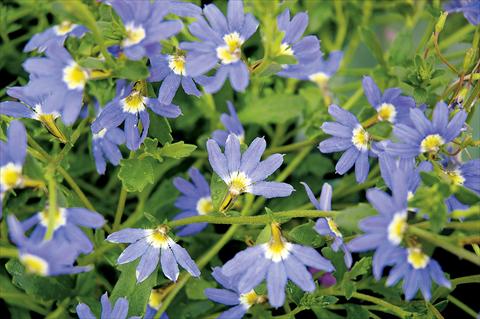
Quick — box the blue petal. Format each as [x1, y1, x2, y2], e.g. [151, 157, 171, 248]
[432, 101, 449, 132]
[0, 101, 35, 119]
[237, 257, 271, 293]
[161, 246, 180, 281]
[290, 244, 334, 272]
[169, 241, 200, 277]
[107, 228, 149, 243]
[225, 134, 241, 174]
[444, 110, 467, 142]
[335, 147, 359, 175]
[239, 137, 266, 175]
[266, 262, 287, 308]
[328, 104, 359, 127]
[409, 108, 433, 136]
[207, 139, 229, 181]
[354, 150, 370, 183]
[347, 233, 384, 252]
[318, 137, 352, 153]
[158, 73, 181, 104]
[284, 255, 315, 292]
[204, 288, 239, 306]
[66, 208, 105, 228]
[250, 181, 294, 198]
[111, 297, 129, 319]
[136, 246, 160, 283]
[7, 120, 27, 165]
[228, 62, 249, 92]
[227, 0, 244, 31]
[300, 182, 321, 210]
[117, 239, 150, 264]
[200, 66, 229, 93]
[321, 122, 353, 138]
[362, 76, 382, 107]
[76, 303, 95, 319]
[284, 12, 308, 44]
[222, 246, 264, 276]
[217, 305, 247, 319]
[204, 4, 228, 35]
[249, 154, 284, 183]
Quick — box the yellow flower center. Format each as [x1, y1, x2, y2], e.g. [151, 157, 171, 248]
[387, 211, 408, 245]
[63, 62, 88, 90]
[196, 197, 213, 215]
[216, 32, 244, 64]
[239, 290, 258, 308]
[326, 217, 342, 237]
[39, 208, 67, 231]
[309, 72, 330, 87]
[407, 248, 430, 269]
[352, 125, 369, 151]
[122, 91, 146, 113]
[20, 254, 49, 276]
[147, 227, 170, 249]
[445, 169, 465, 186]
[265, 223, 291, 262]
[227, 171, 251, 196]
[123, 23, 146, 47]
[377, 103, 397, 122]
[148, 289, 163, 310]
[420, 134, 444, 153]
[279, 43, 294, 56]
[0, 163, 22, 190]
[168, 54, 186, 76]
[55, 21, 74, 35]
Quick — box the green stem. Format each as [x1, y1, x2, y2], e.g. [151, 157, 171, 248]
[264, 138, 320, 156]
[408, 226, 480, 266]
[342, 86, 364, 110]
[273, 306, 307, 319]
[0, 247, 19, 258]
[113, 187, 128, 231]
[57, 166, 97, 212]
[168, 210, 335, 228]
[451, 274, 480, 286]
[350, 292, 411, 318]
[333, 0, 347, 50]
[44, 168, 58, 240]
[447, 295, 477, 318]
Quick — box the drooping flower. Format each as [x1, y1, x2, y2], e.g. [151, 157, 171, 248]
[148, 52, 202, 105]
[173, 168, 213, 236]
[362, 76, 416, 124]
[109, 0, 183, 60]
[144, 289, 170, 319]
[91, 80, 181, 151]
[347, 169, 410, 280]
[386, 247, 451, 300]
[106, 225, 200, 282]
[20, 207, 105, 254]
[24, 21, 87, 53]
[76, 292, 141, 319]
[207, 134, 293, 212]
[205, 267, 265, 319]
[442, 159, 480, 211]
[302, 182, 352, 268]
[221, 223, 334, 308]
[23, 45, 89, 124]
[92, 127, 125, 175]
[387, 101, 467, 159]
[319, 104, 371, 183]
[212, 101, 245, 146]
[444, 0, 479, 25]
[7, 215, 91, 276]
[181, 0, 259, 93]
[275, 9, 321, 78]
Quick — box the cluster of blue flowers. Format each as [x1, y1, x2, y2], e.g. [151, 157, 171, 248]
[0, 0, 478, 318]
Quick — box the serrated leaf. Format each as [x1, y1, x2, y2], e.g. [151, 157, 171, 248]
[118, 157, 155, 192]
[347, 257, 372, 280]
[159, 142, 197, 159]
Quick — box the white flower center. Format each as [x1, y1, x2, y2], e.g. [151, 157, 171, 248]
[387, 211, 408, 245]
[309, 72, 330, 87]
[39, 208, 67, 231]
[420, 134, 444, 153]
[445, 169, 465, 186]
[216, 32, 244, 64]
[407, 248, 430, 269]
[54, 21, 75, 35]
[0, 163, 22, 190]
[196, 196, 213, 215]
[352, 125, 369, 151]
[239, 290, 258, 309]
[279, 43, 294, 56]
[168, 54, 186, 76]
[20, 254, 49, 276]
[226, 171, 251, 196]
[146, 228, 170, 249]
[121, 91, 146, 114]
[326, 217, 342, 238]
[377, 103, 397, 122]
[93, 128, 107, 140]
[123, 23, 146, 47]
[63, 62, 88, 90]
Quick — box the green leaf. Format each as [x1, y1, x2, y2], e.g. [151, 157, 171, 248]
[342, 280, 356, 300]
[159, 142, 197, 159]
[148, 114, 173, 145]
[210, 173, 228, 212]
[360, 27, 386, 67]
[345, 304, 369, 319]
[118, 157, 155, 192]
[78, 57, 107, 70]
[185, 278, 215, 300]
[272, 54, 297, 65]
[452, 185, 480, 205]
[110, 261, 157, 317]
[113, 60, 150, 80]
[410, 184, 448, 232]
[346, 257, 372, 280]
[238, 94, 306, 124]
[334, 203, 376, 233]
[255, 224, 271, 245]
[288, 220, 325, 247]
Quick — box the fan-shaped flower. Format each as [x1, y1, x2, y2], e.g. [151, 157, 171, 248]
[107, 226, 200, 282]
[7, 215, 91, 276]
[181, 0, 259, 93]
[205, 267, 265, 319]
[212, 101, 245, 146]
[302, 182, 352, 268]
[444, 0, 479, 25]
[76, 292, 141, 319]
[173, 168, 213, 236]
[443, 159, 480, 211]
[387, 101, 467, 159]
[207, 134, 293, 211]
[319, 104, 371, 183]
[24, 20, 86, 53]
[362, 76, 416, 124]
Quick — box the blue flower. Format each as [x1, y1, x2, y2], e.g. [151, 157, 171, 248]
[275, 9, 321, 78]
[220, 223, 334, 308]
[1, 121, 27, 196]
[24, 21, 86, 52]
[148, 51, 202, 104]
[362, 76, 416, 124]
[386, 247, 450, 300]
[387, 101, 467, 159]
[319, 104, 371, 183]
[20, 207, 105, 254]
[347, 169, 410, 280]
[181, 0, 259, 93]
[173, 168, 213, 236]
[212, 101, 245, 146]
[91, 80, 181, 151]
[144, 289, 169, 319]
[92, 127, 125, 175]
[7, 215, 91, 276]
[107, 226, 200, 282]
[301, 182, 352, 269]
[207, 134, 293, 211]
[205, 267, 264, 319]
[444, 0, 479, 25]
[442, 159, 480, 211]
[276, 51, 343, 87]
[76, 292, 141, 319]
[23, 45, 89, 124]
[109, 0, 183, 60]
